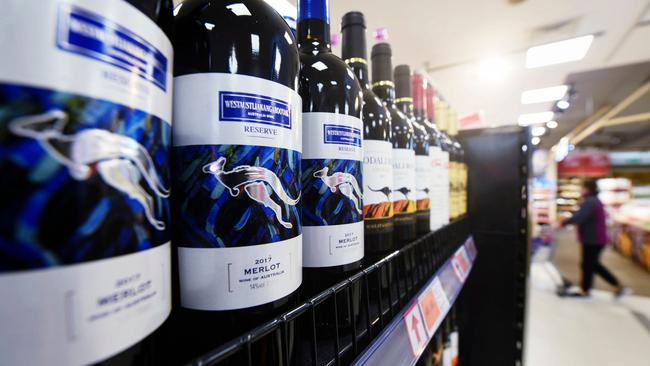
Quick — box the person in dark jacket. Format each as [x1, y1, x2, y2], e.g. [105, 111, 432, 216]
[560, 180, 629, 297]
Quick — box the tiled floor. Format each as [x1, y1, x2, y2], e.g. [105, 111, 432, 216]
[524, 259, 650, 366]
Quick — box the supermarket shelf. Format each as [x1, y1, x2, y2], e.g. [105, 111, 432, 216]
[352, 238, 476, 366]
[186, 218, 471, 366]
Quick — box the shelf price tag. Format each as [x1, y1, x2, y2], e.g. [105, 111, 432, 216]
[452, 247, 470, 281]
[403, 303, 428, 356]
[431, 277, 450, 313]
[465, 239, 477, 260]
[417, 284, 442, 337]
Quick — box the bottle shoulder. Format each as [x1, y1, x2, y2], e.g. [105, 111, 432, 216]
[298, 51, 363, 116]
[172, 0, 299, 88]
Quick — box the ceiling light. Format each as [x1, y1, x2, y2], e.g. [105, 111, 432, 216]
[531, 136, 541, 145]
[556, 100, 570, 109]
[531, 126, 547, 137]
[518, 111, 554, 126]
[546, 120, 558, 129]
[477, 56, 509, 81]
[521, 85, 568, 104]
[526, 35, 594, 68]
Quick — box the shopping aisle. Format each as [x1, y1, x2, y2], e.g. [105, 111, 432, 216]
[552, 228, 650, 296]
[525, 258, 650, 366]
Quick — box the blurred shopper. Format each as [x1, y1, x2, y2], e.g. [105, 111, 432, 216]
[559, 180, 629, 298]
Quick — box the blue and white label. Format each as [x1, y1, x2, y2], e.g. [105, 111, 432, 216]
[302, 112, 363, 160]
[323, 124, 362, 147]
[174, 73, 301, 152]
[220, 91, 292, 129]
[56, 4, 168, 91]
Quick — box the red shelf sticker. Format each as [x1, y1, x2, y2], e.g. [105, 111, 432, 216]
[403, 303, 427, 356]
[418, 287, 441, 336]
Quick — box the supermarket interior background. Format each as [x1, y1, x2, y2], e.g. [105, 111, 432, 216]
[265, 0, 650, 364]
[1, 0, 649, 365]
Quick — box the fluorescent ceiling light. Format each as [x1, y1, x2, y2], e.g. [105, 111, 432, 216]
[546, 120, 558, 129]
[531, 126, 547, 137]
[526, 35, 594, 68]
[556, 100, 570, 110]
[521, 85, 568, 104]
[477, 56, 509, 81]
[518, 111, 554, 126]
[531, 136, 541, 145]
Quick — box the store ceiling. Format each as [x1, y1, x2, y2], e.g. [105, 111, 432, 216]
[323, 0, 650, 146]
[540, 62, 650, 151]
[173, 0, 650, 149]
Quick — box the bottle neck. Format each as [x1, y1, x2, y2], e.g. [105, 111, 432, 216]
[297, 0, 331, 51]
[346, 60, 370, 88]
[396, 98, 413, 117]
[372, 82, 395, 104]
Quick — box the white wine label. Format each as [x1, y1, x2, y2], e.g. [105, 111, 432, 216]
[450, 331, 459, 361]
[416, 154, 433, 211]
[302, 112, 363, 160]
[440, 151, 450, 225]
[392, 148, 416, 214]
[442, 347, 453, 366]
[173, 74, 302, 309]
[178, 236, 302, 310]
[0, 1, 173, 364]
[0, 244, 171, 366]
[363, 140, 394, 220]
[0, 0, 173, 122]
[173, 73, 302, 152]
[302, 112, 364, 267]
[429, 147, 449, 230]
[302, 222, 364, 267]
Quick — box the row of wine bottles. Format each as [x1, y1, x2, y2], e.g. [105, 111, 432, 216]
[0, 0, 467, 364]
[416, 308, 461, 366]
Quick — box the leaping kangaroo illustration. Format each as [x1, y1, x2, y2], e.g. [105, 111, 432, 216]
[313, 167, 363, 214]
[417, 188, 430, 195]
[202, 157, 300, 229]
[9, 109, 169, 230]
[368, 186, 392, 201]
[394, 187, 412, 199]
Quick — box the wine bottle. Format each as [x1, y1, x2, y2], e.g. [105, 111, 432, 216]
[0, 1, 173, 365]
[450, 307, 460, 366]
[171, 0, 302, 362]
[410, 70, 436, 236]
[423, 80, 447, 231]
[371, 44, 416, 246]
[341, 11, 394, 262]
[442, 316, 453, 366]
[298, 0, 364, 292]
[447, 110, 460, 220]
[436, 100, 453, 224]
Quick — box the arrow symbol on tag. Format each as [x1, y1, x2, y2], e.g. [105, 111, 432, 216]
[411, 314, 422, 344]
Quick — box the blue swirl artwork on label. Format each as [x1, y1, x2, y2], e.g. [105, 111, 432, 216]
[173, 145, 301, 248]
[56, 4, 168, 91]
[302, 159, 363, 226]
[0, 83, 171, 270]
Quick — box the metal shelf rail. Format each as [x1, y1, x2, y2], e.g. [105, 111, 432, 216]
[188, 217, 472, 366]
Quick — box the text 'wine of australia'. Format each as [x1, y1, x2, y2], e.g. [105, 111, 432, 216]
[298, 0, 364, 291]
[341, 11, 394, 262]
[0, 0, 173, 365]
[371, 45, 416, 246]
[171, 0, 302, 362]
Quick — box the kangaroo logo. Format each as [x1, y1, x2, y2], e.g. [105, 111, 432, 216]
[394, 187, 412, 199]
[417, 188, 430, 195]
[313, 167, 363, 214]
[9, 109, 169, 230]
[368, 186, 391, 201]
[202, 157, 300, 229]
